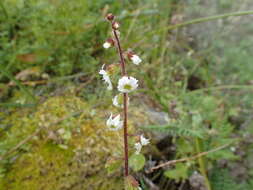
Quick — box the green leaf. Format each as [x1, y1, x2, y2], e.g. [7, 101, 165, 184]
[129, 154, 146, 172]
[164, 163, 189, 182]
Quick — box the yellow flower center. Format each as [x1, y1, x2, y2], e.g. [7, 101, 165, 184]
[123, 84, 132, 90]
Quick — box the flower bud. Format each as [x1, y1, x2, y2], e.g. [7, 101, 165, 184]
[106, 13, 115, 21]
[127, 51, 142, 65]
[112, 21, 120, 30]
[103, 38, 115, 49]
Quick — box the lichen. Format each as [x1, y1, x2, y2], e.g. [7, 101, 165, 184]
[0, 95, 125, 190]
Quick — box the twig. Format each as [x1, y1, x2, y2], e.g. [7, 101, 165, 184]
[148, 143, 232, 173]
[0, 112, 81, 161]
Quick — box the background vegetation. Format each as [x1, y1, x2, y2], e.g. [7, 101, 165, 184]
[0, 0, 253, 190]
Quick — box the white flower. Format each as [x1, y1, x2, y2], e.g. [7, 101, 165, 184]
[112, 94, 129, 108]
[130, 55, 142, 65]
[112, 21, 120, 29]
[230, 147, 236, 152]
[135, 135, 150, 154]
[103, 41, 111, 49]
[113, 94, 122, 108]
[106, 113, 123, 131]
[135, 142, 142, 154]
[99, 64, 113, 90]
[138, 187, 142, 190]
[140, 135, 150, 146]
[103, 38, 114, 49]
[117, 76, 138, 93]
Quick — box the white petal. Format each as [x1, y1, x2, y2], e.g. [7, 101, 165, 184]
[106, 114, 123, 131]
[135, 143, 142, 154]
[113, 114, 121, 124]
[106, 113, 113, 126]
[99, 66, 113, 90]
[103, 42, 111, 49]
[117, 76, 138, 93]
[112, 94, 129, 108]
[131, 55, 142, 65]
[112, 95, 121, 108]
[140, 135, 150, 146]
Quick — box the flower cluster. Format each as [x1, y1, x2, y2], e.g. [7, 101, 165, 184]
[99, 14, 141, 132]
[99, 13, 150, 189]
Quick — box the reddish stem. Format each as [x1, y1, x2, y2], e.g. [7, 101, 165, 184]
[112, 28, 129, 177]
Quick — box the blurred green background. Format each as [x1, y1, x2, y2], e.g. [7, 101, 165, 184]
[0, 0, 253, 190]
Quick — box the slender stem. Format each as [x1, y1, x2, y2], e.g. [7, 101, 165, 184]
[187, 85, 253, 95]
[112, 27, 129, 176]
[166, 10, 253, 31]
[146, 10, 253, 36]
[123, 93, 129, 176]
[113, 30, 126, 75]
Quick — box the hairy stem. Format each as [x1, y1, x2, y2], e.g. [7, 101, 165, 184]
[112, 28, 129, 177]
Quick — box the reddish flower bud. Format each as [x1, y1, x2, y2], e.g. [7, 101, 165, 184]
[112, 21, 120, 30]
[127, 51, 134, 59]
[127, 51, 142, 65]
[106, 13, 115, 21]
[103, 38, 115, 49]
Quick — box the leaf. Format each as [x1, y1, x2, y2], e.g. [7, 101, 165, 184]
[129, 154, 146, 172]
[164, 163, 189, 182]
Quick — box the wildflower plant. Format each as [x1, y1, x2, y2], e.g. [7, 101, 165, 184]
[99, 13, 149, 189]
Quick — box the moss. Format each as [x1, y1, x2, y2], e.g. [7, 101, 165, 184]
[0, 96, 125, 190]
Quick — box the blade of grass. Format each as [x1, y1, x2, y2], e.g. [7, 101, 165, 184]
[167, 10, 253, 31]
[146, 10, 253, 36]
[186, 85, 253, 95]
